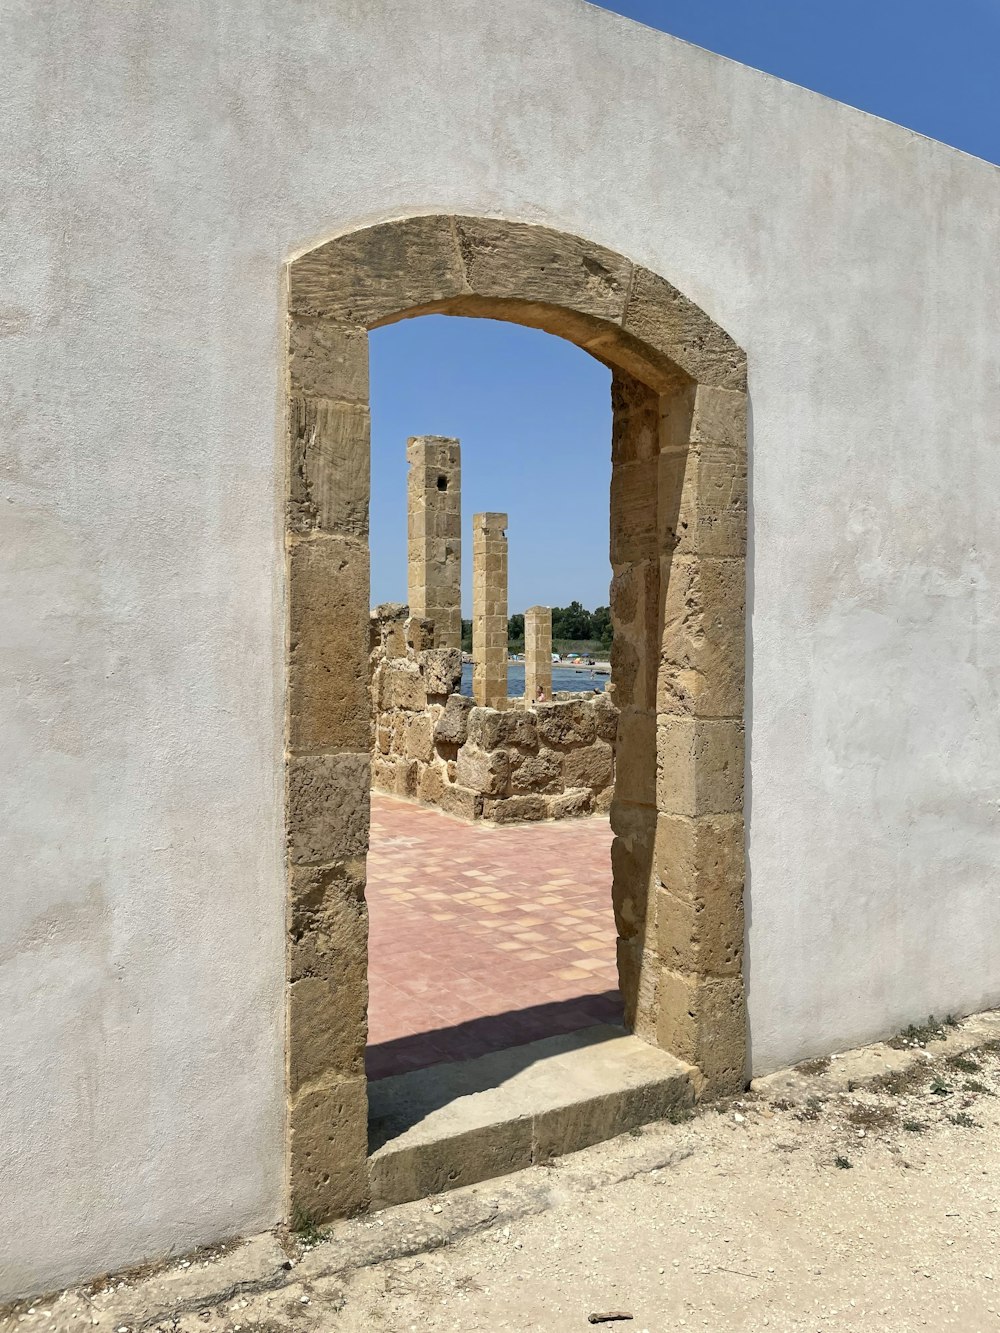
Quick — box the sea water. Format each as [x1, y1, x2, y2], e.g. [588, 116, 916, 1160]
[459, 662, 608, 698]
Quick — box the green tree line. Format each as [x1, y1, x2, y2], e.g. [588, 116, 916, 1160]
[461, 602, 612, 654]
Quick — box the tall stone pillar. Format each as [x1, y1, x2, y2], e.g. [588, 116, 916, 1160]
[406, 435, 461, 650]
[472, 512, 508, 710]
[524, 605, 553, 703]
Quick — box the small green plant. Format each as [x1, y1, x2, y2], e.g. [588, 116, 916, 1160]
[930, 1076, 951, 1096]
[947, 1111, 980, 1129]
[902, 1120, 927, 1133]
[292, 1208, 325, 1248]
[888, 1016, 949, 1050]
[834, 1155, 853, 1170]
[795, 1057, 831, 1077]
[947, 1054, 981, 1074]
[869, 1064, 929, 1097]
[845, 1103, 897, 1131]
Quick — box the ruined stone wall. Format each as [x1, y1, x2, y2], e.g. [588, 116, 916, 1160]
[370, 608, 617, 823]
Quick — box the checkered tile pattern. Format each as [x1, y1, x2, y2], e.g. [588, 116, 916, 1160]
[366, 793, 621, 1080]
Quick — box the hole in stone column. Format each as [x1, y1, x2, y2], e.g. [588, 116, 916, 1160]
[436, 475, 448, 491]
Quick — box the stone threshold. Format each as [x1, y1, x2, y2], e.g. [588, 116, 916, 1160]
[367, 1023, 696, 1209]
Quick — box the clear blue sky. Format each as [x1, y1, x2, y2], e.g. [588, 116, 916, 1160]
[371, 0, 999, 615]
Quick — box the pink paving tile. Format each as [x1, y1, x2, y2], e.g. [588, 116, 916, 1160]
[366, 793, 621, 1078]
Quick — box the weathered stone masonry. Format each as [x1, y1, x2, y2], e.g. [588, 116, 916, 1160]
[370, 605, 616, 822]
[285, 214, 747, 1223]
[407, 435, 461, 650]
[524, 604, 553, 702]
[472, 511, 508, 710]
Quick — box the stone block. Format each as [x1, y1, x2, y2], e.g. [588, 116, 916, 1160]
[419, 647, 463, 697]
[371, 754, 396, 792]
[594, 786, 614, 813]
[418, 761, 447, 804]
[656, 717, 744, 817]
[535, 700, 597, 748]
[610, 801, 657, 941]
[287, 857, 366, 979]
[405, 616, 435, 651]
[483, 794, 548, 824]
[288, 973, 367, 1090]
[616, 938, 659, 1042]
[288, 396, 370, 537]
[437, 784, 484, 822]
[509, 748, 562, 795]
[434, 693, 474, 747]
[658, 443, 747, 559]
[455, 217, 632, 324]
[593, 690, 619, 743]
[468, 706, 538, 752]
[404, 713, 434, 763]
[610, 456, 658, 565]
[379, 658, 427, 712]
[690, 386, 748, 450]
[653, 811, 744, 905]
[288, 536, 370, 753]
[656, 878, 743, 977]
[561, 739, 614, 792]
[609, 560, 659, 712]
[610, 371, 660, 464]
[393, 758, 418, 798]
[547, 788, 593, 820]
[286, 752, 370, 866]
[611, 708, 656, 806]
[288, 1076, 369, 1222]
[658, 555, 745, 718]
[289, 215, 466, 323]
[656, 972, 746, 1096]
[622, 266, 748, 392]
[288, 316, 369, 403]
[455, 744, 510, 797]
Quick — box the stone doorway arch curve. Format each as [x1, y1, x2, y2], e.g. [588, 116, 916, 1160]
[284, 215, 747, 1222]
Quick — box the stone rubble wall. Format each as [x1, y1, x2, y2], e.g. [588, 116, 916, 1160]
[370, 606, 617, 823]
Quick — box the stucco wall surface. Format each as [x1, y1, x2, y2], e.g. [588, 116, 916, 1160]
[2, 0, 999, 1298]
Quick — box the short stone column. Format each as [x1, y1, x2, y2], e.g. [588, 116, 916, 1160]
[472, 512, 508, 710]
[406, 435, 461, 650]
[524, 605, 553, 703]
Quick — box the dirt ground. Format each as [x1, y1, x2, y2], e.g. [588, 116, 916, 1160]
[6, 1014, 1000, 1333]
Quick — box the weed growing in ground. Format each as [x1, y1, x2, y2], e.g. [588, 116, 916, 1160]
[292, 1209, 326, 1249]
[834, 1156, 853, 1169]
[888, 1016, 951, 1051]
[869, 1064, 928, 1097]
[902, 1120, 927, 1133]
[845, 1103, 898, 1131]
[930, 1076, 952, 1096]
[947, 1053, 981, 1074]
[947, 1111, 981, 1129]
[795, 1057, 831, 1077]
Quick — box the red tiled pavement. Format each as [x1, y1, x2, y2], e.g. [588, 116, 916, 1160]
[366, 794, 622, 1080]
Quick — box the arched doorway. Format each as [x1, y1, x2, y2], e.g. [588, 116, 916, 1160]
[284, 215, 747, 1221]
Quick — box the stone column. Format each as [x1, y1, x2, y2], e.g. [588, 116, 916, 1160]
[407, 435, 461, 650]
[472, 512, 508, 710]
[524, 605, 553, 703]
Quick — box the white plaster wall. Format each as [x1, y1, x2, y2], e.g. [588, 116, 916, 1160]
[2, 0, 999, 1297]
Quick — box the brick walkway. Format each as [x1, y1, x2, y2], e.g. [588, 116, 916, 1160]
[366, 794, 621, 1081]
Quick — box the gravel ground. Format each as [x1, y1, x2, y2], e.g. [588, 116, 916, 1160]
[6, 1014, 1000, 1333]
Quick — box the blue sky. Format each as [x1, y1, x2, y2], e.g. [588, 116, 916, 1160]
[371, 0, 999, 614]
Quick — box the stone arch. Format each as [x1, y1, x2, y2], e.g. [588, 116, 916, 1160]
[284, 215, 747, 1221]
